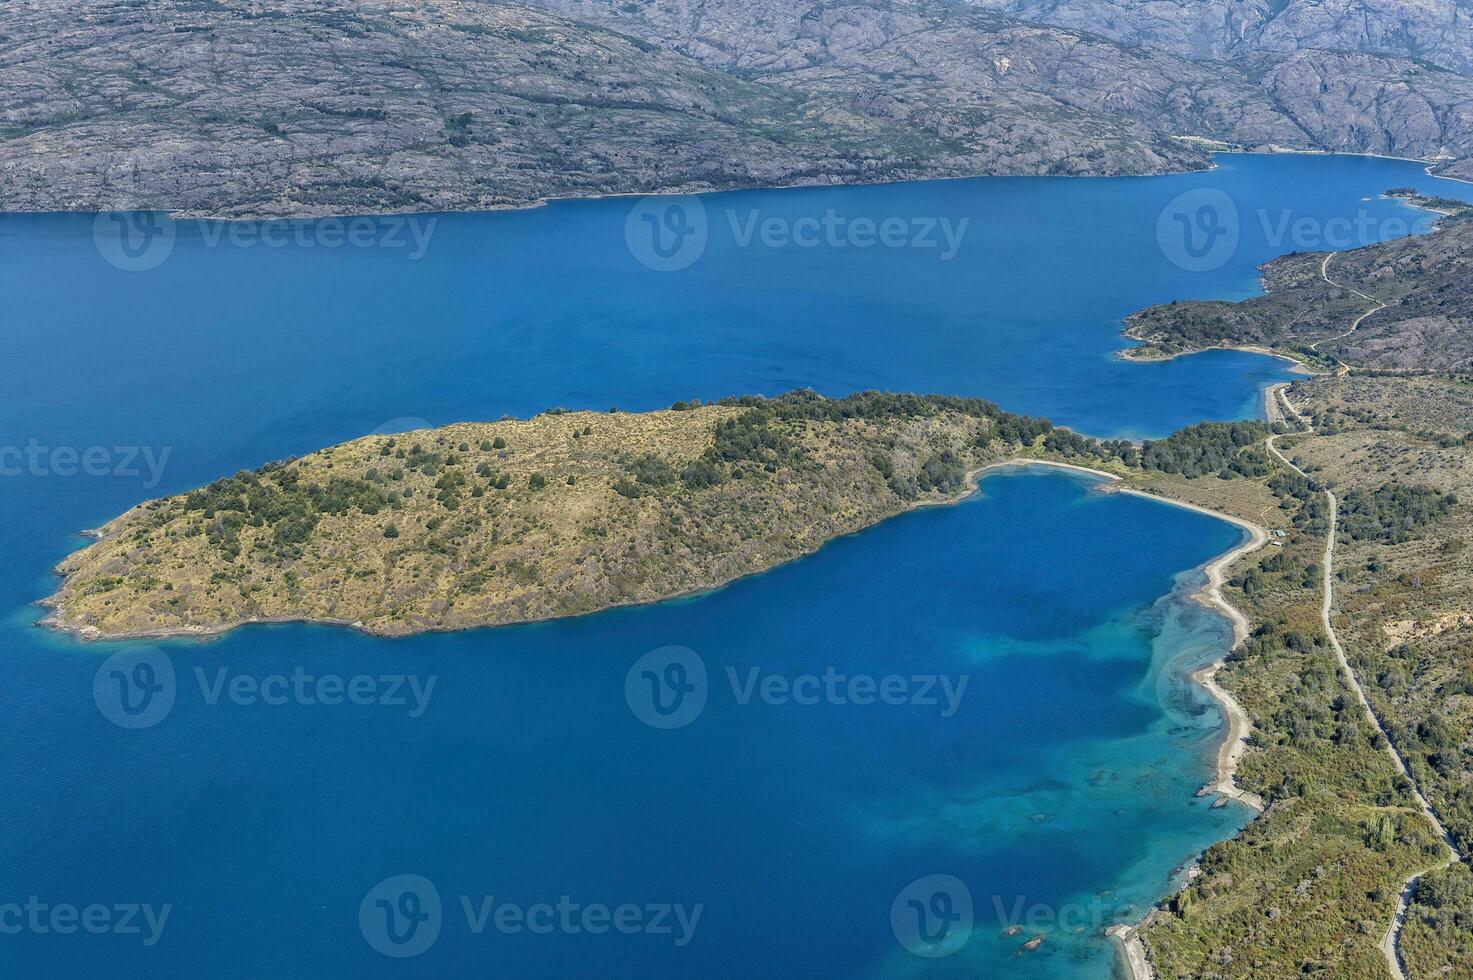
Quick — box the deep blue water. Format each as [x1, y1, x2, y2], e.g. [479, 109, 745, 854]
[2, 154, 1471, 977]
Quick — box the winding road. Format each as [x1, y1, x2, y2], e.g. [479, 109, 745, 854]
[1266, 412, 1461, 980]
[1313, 252, 1388, 372]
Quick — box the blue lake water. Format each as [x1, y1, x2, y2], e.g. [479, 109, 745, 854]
[2, 154, 1471, 977]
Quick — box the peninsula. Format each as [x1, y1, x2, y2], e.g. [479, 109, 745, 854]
[46, 390, 1270, 641]
[1124, 194, 1473, 373]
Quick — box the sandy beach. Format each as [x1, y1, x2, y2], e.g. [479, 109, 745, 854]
[981, 459, 1272, 980]
[1107, 922, 1155, 980]
[1119, 341, 1317, 373]
[1114, 486, 1268, 812]
[981, 459, 1266, 801]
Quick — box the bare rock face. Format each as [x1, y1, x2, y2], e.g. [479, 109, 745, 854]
[527, 0, 1473, 175]
[1251, 0, 1473, 76]
[965, 0, 1278, 61]
[0, 0, 1229, 218]
[0, 0, 1008, 217]
[3, 0, 1473, 218]
[1251, 50, 1473, 160]
[1339, 315, 1473, 372]
[528, 0, 1303, 149]
[968, 0, 1473, 77]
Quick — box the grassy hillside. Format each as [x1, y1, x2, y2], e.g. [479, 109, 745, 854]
[47, 389, 1295, 640]
[45, 382, 1473, 974]
[46, 392, 1069, 638]
[1136, 378, 1473, 977]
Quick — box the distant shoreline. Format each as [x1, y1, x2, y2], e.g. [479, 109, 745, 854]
[6, 149, 1465, 224]
[0, 156, 1214, 223]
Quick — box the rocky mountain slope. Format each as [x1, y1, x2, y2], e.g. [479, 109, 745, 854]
[970, 0, 1473, 76]
[0, 0, 1216, 218]
[1250, 49, 1473, 177]
[528, 0, 1301, 148]
[0, 0, 988, 217]
[529, 0, 1473, 168]
[5, 0, 1473, 217]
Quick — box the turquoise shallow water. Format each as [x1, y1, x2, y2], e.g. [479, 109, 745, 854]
[1, 154, 1471, 977]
